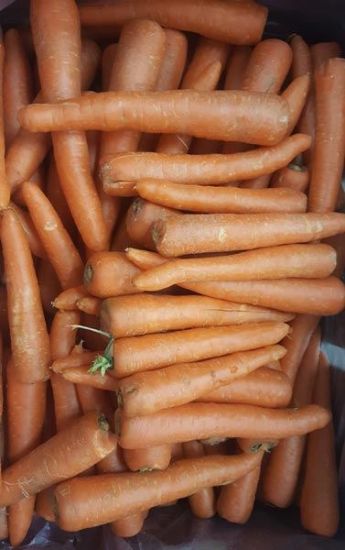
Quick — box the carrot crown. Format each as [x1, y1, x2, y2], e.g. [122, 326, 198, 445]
[71, 324, 113, 376]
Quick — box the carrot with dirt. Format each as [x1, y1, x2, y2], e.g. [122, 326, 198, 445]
[20, 89, 291, 147]
[84, 251, 140, 298]
[3, 29, 33, 146]
[271, 164, 309, 193]
[133, 243, 336, 291]
[55, 452, 262, 531]
[122, 446, 172, 472]
[6, 38, 100, 195]
[197, 367, 292, 409]
[309, 58, 345, 213]
[183, 441, 215, 519]
[300, 353, 339, 537]
[1, 208, 50, 383]
[100, 293, 293, 338]
[126, 199, 180, 250]
[135, 179, 307, 213]
[22, 182, 84, 289]
[101, 135, 310, 190]
[109, 322, 289, 379]
[31, 0, 107, 252]
[117, 345, 286, 417]
[0, 411, 116, 507]
[119, 402, 331, 450]
[151, 210, 345, 256]
[262, 328, 320, 508]
[0, 36, 10, 209]
[79, 0, 268, 45]
[6, 360, 47, 546]
[10, 201, 46, 259]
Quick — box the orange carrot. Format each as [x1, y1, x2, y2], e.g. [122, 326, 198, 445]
[84, 251, 140, 298]
[37, 260, 61, 317]
[117, 345, 286, 417]
[151, 211, 345, 256]
[224, 46, 252, 91]
[3, 29, 33, 146]
[52, 350, 100, 373]
[101, 135, 310, 190]
[262, 328, 320, 508]
[280, 315, 320, 383]
[197, 366, 292, 409]
[0, 36, 10, 209]
[0, 508, 7, 541]
[100, 293, 293, 338]
[110, 322, 289, 379]
[271, 164, 309, 193]
[60, 366, 118, 391]
[20, 90, 291, 148]
[55, 452, 262, 531]
[0, 411, 116, 507]
[280, 74, 311, 136]
[122, 446, 172, 472]
[111, 513, 147, 538]
[10, 201, 46, 259]
[300, 354, 339, 537]
[53, 285, 88, 311]
[22, 182, 84, 288]
[1, 208, 50, 383]
[79, 0, 268, 45]
[119, 403, 330, 450]
[183, 441, 215, 518]
[110, 215, 133, 252]
[309, 58, 345, 212]
[135, 178, 307, 213]
[77, 296, 101, 316]
[311, 42, 341, 70]
[126, 199, 179, 249]
[242, 39, 292, 93]
[45, 159, 77, 242]
[133, 243, 336, 291]
[102, 43, 117, 90]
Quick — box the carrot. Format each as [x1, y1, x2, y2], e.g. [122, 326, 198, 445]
[37, 260, 61, 317]
[183, 441, 215, 519]
[6, 38, 100, 195]
[135, 178, 307, 214]
[224, 46, 252, 91]
[1, 209, 50, 383]
[119, 402, 331, 450]
[50, 310, 81, 431]
[262, 328, 320, 508]
[151, 211, 345, 256]
[110, 215, 133, 252]
[101, 135, 311, 191]
[53, 285, 88, 311]
[271, 164, 309, 193]
[300, 354, 339, 537]
[281, 74, 311, 135]
[36, 488, 56, 522]
[3, 29, 33, 146]
[102, 43, 117, 90]
[126, 199, 179, 250]
[111, 513, 147, 538]
[309, 58, 345, 212]
[31, 0, 107, 252]
[79, 0, 268, 45]
[77, 296, 101, 316]
[60, 366, 118, 391]
[311, 42, 341, 70]
[100, 293, 294, 338]
[84, 251, 141, 298]
[0, 36, 10, 209]
[237, 438, 277, 454]
[324, 233, 345, 278]
[45, 160, 77, 242]
[110, 322, 289, 379]
[9, 201, 46, 259]
[21, 90, 291, 148]
[0, 509, 7, 541]
[280, 315, 320, 384]
[290, 34, 312, 79]
[122, 446, 172, 472]
[0, 411, 116, 507]
[242, 39, 292, 93]
[198, 367, 292, 408]
[52, 350, 100, 373]
[55, 452, 262, 531]
[117, 345, 286, 417]
[133, 243, 336, 291]
[22, 182, 84, 289]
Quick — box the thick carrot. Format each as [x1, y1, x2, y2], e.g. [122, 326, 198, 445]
[311, 42, 341, 70]
[1, 209, 50, 383]
[101, 135, 311, 191]
[135, 178, 307, 213]
[0, 37, 10, 209]
[77, 296, 101, 316]
[271, 164, 309, 193]
[0, 411, 116, 507]
[198, 367, 292, 408]
[111, 322, 289, 378]
[9, 201, 46, 259]
[22, 182, 84, 289]
[79, 0, 268, 45]
[84, 251, 140, 298]
[224, 46, 252, 91]
[300, 354, 339, 537]
[133, 243, 336, 291]
[309, 58, 345, 212]
[6, 361, 47, 547]
[262, 328, 320, 508]
[53, 285, 88, 311]
[3, 29, 33, 146]
[122, 446, 172, 472]
[21, 90, 291, 147]
[119, 403, 331, 450]
[126, 199, 179, 249]
[100, 293, 293, 338]
[60, 366, 118, 391]
[117, 345, 286, 417]
[183, 441, 215, 518]
[55, 452, 261, 531]
[151, 211, 345, 256]
[242, 39, 292, 93]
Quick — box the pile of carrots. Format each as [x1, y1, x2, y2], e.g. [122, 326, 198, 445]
[0, 0, 343, 545]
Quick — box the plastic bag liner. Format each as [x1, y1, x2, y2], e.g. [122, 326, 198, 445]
[0, 0, 344, 547]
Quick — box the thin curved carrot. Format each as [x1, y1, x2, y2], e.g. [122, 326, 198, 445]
[281, 73, 311, 135]
[1, 209, 50, 383]
[84, 251, 141, 298]
[9, 201, 46, 259]
[280, 315, 320, 383]
[271, 164, 309, 193]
